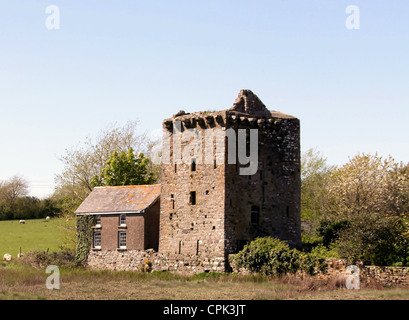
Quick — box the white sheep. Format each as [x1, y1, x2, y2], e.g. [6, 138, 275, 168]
[19, 220, 25, 224]
[3, 254, 12, 261]
[46, 216, 50, 221]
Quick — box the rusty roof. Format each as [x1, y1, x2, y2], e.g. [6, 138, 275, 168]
[75, 184, 161, 215]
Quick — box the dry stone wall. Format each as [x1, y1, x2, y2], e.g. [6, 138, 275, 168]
[87, 249, 225, 273]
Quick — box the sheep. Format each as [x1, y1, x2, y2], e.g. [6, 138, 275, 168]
[3, 254, 12, 261]
[19, 220, 25, 224]
[46, 216, 50, 221]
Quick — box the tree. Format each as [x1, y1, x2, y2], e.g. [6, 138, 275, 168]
[91, 148, 155, 187]
[54, 121, 160, 213]
[327, 153, 409, 218]
[336, 212, 402, 265]
[0, 175, 29, 204]
[301, 148, 334, 222]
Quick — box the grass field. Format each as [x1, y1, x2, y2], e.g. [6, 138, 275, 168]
[1, 263, 409, 300]
[0, 218, 68, 258]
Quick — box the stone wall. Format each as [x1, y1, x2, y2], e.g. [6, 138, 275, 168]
[159, 110, 227, 265]
[305, 259, 409, 287]
[87, 251, 409, 287]
[224, 115, 301, 254]
[87, 249, 225, 273]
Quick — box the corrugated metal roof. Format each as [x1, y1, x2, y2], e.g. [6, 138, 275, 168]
[75, 184, 161, 215]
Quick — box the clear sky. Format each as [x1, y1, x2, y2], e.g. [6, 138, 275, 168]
[1, 1, 408, 198]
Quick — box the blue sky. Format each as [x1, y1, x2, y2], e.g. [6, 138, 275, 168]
[0, 1, 409, 198]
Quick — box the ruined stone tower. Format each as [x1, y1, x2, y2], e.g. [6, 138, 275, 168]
[159, 89, 301, 271]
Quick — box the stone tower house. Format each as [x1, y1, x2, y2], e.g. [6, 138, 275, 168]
[159, 89, 301, 271]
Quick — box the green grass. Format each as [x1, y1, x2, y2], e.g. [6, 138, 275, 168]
[0, 218, 67, 258]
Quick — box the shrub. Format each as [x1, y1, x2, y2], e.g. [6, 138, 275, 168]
[317, 219, 349, 247]
[18, 250, 76, 269]
[231, 237, 332, 276]
[231, 237, 302, 276]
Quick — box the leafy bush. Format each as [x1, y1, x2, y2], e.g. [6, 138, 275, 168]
[19, 250, 76, 269]
[231, 237, 302, 276]
[317, 219, 349, 247]
[335, 212, 403, 265]
[231, 237, 334, 276]
[301, 234, 324, 252]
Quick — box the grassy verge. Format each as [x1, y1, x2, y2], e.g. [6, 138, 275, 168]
[2, 261, 409, 300]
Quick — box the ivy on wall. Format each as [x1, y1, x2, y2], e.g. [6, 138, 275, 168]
[75, 215, 96, 266]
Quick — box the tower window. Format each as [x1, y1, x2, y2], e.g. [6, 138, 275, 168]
[171, 194, 175, 209]
[189, 191, 196, 205]
[191, 158, 196, 172]
[251, 206, 260, 224]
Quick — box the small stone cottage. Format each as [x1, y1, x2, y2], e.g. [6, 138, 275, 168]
[75, 185, 161, 251]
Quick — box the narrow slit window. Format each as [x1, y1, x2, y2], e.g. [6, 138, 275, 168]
[189, 191, 196, 205]
[191, 158, 196, 172]
[251, 206, 260, 224]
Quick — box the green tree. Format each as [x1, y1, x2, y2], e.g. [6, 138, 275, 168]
[54, 121, 160, 214]
[327, 153, 409, 218]
[335, 212, 402, 265]
[91, 148, 155, 187]
[301, 148, 333, 225]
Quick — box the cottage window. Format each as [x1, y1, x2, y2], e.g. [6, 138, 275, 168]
[119, 214, 126, 226]
[93, 232, 101, 249]
[95, 215, 101, 227]
[118, 231, 127, 249]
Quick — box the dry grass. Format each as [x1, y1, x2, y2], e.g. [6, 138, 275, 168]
[1, 262, 409, 300]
